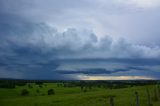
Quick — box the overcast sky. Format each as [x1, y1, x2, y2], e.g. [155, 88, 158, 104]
[0, 0, 160, 80]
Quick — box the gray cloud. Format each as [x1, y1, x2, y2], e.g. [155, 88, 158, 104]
[0, 0, 160, 79]
[55, 66, 147, 75]
[1, 18, 160, 79]
[0, 14, 160, 59]
[1, 0, 160, 45]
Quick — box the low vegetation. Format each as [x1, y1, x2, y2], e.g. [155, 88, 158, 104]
[0, 80, 160, 106]
[21, 89, 29, 96]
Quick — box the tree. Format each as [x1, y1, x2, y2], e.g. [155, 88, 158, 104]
[39, 85, 43, 88]
[48, 89, 55, 95]
[28, 84, 33, 88]
[83, 89, 87, 93]
[36, 89, 40, 93]
[21, 89, 29, 96]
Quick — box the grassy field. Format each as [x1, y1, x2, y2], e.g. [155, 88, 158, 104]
[0, 83, 160, 106]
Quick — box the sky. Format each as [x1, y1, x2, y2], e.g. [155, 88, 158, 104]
[0, 0, 160, 80]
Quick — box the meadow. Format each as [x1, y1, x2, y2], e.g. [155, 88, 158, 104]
[0, 80, 160, 106]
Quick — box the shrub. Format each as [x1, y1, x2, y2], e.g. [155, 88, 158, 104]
[16, 82, 26, 86]
[41, 93, 45, 96]
[0, 81, 15, 89]
[89, 85, 92, 90]
[28, 84, 33, 88]
[35, 82, 43, 85]
[21, 89, 29, 96]
[48, 89, 55, 95]
[39, 85, 43, 88]
[83, 89, 87, 93]
[36, 89, 40, 93]
[80, 86, 84, 90]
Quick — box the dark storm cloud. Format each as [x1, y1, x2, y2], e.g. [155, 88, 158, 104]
[0, 14, 160, 79]
[55, 66, 148, 75]
[1, 14, 160, 59]
[56, 58, 160, 66]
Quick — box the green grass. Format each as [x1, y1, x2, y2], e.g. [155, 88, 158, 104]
[0, 83, 160, 106]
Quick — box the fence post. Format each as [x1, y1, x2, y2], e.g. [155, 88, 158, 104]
[135, 91, 140, 106]
[158, 85, 160, 97]
[146, 89, 152, 106]
[153, 87, 158, 101]
[103, 98, 106, 106]
[110, 96, 114, 106]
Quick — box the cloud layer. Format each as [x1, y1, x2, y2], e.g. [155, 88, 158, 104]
[0, 18, 160, 79]
[0, 0, 160, 79]
[1, 0, 160, 45]
[1, 15, 160, 59]
[117, 0, 160, 8]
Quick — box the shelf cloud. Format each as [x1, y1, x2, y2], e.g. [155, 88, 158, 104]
[0, 0, 160, 80]
[1, 17, 160, 59]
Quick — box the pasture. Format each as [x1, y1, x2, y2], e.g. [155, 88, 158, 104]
[0, 81, 160, 106]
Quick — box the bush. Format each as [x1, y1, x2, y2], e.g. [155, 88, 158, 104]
[16, 82, 26, 86]
[0, 81, 15, 89]
[41, 93, 45, 96]
[83, 89, 87, 93]
[80, 86, 84, 90]
[21, 89, 29, 96]
[36, 89, 40, 93]
[35, 82, 43, 85]
[48, 89, 55, 95]
[39, 85, 43, 88]
[28, 84, 33, 88]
